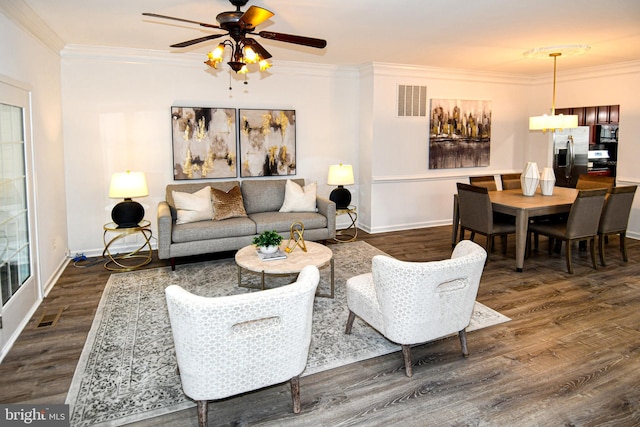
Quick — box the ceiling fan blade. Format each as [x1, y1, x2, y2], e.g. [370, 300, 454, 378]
[142, 13, 220, 29]
[258, 31, 327, 49]
[244, 38, 272, 59]
[239, 6, 274, 29]
[170, 34, 225, 48]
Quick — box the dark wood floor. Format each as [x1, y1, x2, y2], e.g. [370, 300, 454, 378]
[1, 226, 640, 426]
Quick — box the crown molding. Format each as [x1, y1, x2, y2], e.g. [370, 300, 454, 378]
[60, 44, 359, 79]
[0, 0, 65, 53]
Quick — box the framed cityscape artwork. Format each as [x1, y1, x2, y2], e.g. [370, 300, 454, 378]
[428, 99, 492, 169]
[239, 109, 296, 177]
[171, 106, 237, 180]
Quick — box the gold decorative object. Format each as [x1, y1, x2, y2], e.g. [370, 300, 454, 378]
[285, 221, 307, 253]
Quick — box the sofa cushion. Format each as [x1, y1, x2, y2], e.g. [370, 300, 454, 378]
[279, 180, 317, 212]
[172, 187, 214, 224]
[211, 185, 248, 220]
[172, 216, 256, 243]
[166, 181, 239, 221]
[249, 211, 328, 234]
[241, 178, 305, 214]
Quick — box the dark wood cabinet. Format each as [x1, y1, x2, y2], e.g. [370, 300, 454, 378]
[609, 105, 619, 123]
[597, 106, 610, 124]
[585, 107, 597, 125]
[573, 107, 586, 126]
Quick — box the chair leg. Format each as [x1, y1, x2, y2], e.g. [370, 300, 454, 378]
[486, 234, 493, 254]
[599, 234, 607, 266]
[621, 232, 629, 262]
[458, 329, 469, 357]
[196, 400, 208, 427]
[290, 376, 301, 414]
[401, 345, 413, 377]
[590, 237, 598, 270]
[459, 227, 465, 242]
[565, 241, 573, 274]
[345, 311, 356, 334]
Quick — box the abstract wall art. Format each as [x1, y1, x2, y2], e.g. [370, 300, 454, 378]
[171, 107, 237, 180]
[239, 109, 296, 177]
[429, 99, 492, 169]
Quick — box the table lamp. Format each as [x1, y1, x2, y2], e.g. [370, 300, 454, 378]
[327, 164, 354, 209]
[109, 171, 148, 228]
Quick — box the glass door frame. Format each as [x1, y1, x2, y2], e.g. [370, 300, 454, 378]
[0, 75, 40, 361]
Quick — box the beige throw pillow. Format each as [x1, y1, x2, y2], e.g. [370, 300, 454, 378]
[279, 180, 317, 212]
[172, 187, 214, 224]
[211, 185, 248, 220]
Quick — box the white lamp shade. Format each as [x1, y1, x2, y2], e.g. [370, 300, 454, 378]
[529, 114, 578, 131]
[109, 171, 148, 199]
[327, 164, 354, 186]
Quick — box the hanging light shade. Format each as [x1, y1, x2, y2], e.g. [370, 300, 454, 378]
[526, 45, 590, 132]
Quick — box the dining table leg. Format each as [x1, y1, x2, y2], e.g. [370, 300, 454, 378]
[514, 209, 529, 272]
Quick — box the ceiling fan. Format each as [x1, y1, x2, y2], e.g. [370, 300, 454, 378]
[143, 0, 327, 74]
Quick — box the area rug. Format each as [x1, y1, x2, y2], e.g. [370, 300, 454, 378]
[65, 241, 510, 427]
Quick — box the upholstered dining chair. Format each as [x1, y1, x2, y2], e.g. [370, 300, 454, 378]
[576, 174, 615, 192]
[501, 173, 522, 190]
[345, 240, 487, 377]
[598, 185, 637, 266]
[165, 265, 320, 427]
[528, 188, 607, 274]
[469, 175, 498, 191]
[456, 182, 516, 257]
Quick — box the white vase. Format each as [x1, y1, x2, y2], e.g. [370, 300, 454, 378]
[259, 245, 278, 254]
[540, 167, 556, 196]
[520, 162, 540, 196]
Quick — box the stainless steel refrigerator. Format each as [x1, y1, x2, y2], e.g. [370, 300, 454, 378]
[553, 126, 589, 188]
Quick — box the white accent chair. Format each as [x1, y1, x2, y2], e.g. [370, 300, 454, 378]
[165, 265, 320, 427]
[345, 240, 487, 377]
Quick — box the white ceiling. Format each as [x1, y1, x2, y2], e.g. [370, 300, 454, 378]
[18, 0, 640, 76]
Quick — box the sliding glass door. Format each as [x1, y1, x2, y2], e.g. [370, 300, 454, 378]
[0, 79, 39, 357]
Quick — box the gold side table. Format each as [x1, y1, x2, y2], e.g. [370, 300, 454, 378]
[334, 205, 357, 243]
[103, 220, 153, 271]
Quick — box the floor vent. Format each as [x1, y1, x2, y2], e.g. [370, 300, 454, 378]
[36, 307, 65, 328]
[397, 84, 427, 117]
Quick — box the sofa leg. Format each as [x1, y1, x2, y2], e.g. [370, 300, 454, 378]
[170, 258, 176, 271]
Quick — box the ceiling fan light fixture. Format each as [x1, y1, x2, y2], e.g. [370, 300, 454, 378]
[228, 61, 246, 73]
[144, 0, 326, 78]
[259, 59, 272, 71]
[243, 45, 259, 63]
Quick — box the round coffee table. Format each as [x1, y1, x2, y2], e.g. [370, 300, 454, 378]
[235, 241, 334, 298]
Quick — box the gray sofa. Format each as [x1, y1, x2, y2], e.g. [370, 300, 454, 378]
[157, 178, 336, 269]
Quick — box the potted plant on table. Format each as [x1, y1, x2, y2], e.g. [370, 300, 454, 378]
[252, 230, 283, 254]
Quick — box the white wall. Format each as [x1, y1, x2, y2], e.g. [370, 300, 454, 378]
[0, 13, 68, 295]
[362, 64, 532, 233]
[60, 48, 640, 255]
[60, 47, 359, 255]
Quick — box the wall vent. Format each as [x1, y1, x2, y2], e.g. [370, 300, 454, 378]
[397, 85, 427, 117]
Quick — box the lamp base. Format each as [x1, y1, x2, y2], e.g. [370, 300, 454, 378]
[111, 199, 145, 228]
[329, 186, 352, 210]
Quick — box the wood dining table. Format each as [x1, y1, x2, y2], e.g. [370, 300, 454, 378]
[452, 186, 579, 272]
